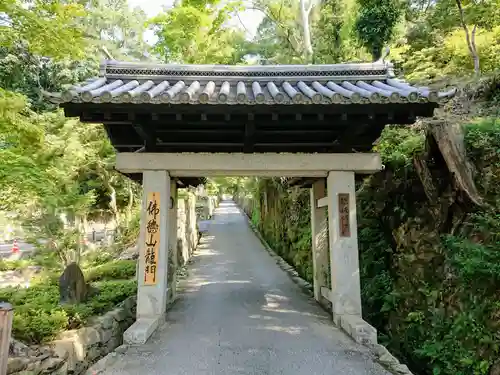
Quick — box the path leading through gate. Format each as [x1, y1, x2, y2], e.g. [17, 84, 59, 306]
[98, 201, 389, 375]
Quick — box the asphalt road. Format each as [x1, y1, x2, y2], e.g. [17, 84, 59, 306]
[0, 230, 111, 260]
[0, 242, 34, 259]
[100, 201, 389, 375]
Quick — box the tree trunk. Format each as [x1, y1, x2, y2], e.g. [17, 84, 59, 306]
[428, 120, 483, 207]
[109, 185, 120, 235]
[300, 0, 314, 63]
[126, 180, 134, 223]
[455, 0, 480, 75]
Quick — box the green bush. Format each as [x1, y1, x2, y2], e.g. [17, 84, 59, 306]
[356, 115, 500, 375]
[0, 279, 137, 344]
[85, 259, 136, 282]
[0, 259, 33, 271]
[81, 251, 115, 269]
[0, 258, 137, 344]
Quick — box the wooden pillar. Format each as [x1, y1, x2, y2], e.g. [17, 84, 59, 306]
[326, 171, 362, 323]
[310, 179, 329, 306]
[124, 171, 170, 345]
[0, 303, 14, 375]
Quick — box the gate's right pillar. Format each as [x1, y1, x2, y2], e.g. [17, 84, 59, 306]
[326, 171, 362, 323]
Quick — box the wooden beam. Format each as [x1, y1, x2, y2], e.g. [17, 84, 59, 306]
[244, 122, 255, 153]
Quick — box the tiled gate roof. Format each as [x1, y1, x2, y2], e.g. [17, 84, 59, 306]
[48, 60, 456, 106]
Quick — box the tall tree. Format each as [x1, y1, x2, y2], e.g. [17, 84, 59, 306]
[313, 0, 365, 63]
[249, 0, 305, 63]
[79, 0, 151, 61]
[149, 0, 248, 64]
[0, 0, 87, 59]
[300, 0, 315, 63]
[354, 0, 402, 60]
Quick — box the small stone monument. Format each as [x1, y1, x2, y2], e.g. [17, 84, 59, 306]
[58, 262, 97, 304]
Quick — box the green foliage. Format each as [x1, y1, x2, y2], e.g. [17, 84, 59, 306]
[239, 179, 314, 283]
[357, 113, 500, 375]
[80, 0, 151, 61]
[0, 274, 136, 344]
[464, 117, 500, 204]
[313, 0, 368, 63]
[375, 126, 425, 167]
[0, 259, 33, 271]
[0, 0, 88, 60]
[465, 117, 500, 163]
[0, 46, 97, 111]
[353, 0, 402, 59]
[149, 0, 248, 64]
[393, 0, 500, 80]
[85, 260, 136, 282]
[398, 27, 500, 82]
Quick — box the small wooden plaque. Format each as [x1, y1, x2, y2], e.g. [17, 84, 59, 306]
[338, 193, 350, 237]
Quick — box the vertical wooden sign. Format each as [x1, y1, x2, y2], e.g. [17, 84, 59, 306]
[144, 192, 160, 285]
[338, 193, 351, 237]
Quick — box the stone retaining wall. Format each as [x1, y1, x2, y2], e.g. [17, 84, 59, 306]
[7, 296, 136, 375]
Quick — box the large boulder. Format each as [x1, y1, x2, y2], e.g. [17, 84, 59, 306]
[59, 263, 97, 304]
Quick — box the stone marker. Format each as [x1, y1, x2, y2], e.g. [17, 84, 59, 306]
[59, 263, 97, 304]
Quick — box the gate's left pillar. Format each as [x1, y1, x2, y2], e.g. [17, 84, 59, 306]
[124, 170, 171, 345]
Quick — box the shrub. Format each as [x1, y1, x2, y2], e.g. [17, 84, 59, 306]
[0, 259, 33, 271]
[85, 260, 136, 282]
[0, 276, 137, 344]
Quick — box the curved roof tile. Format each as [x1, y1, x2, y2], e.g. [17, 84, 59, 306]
[47, 60, 457, 106]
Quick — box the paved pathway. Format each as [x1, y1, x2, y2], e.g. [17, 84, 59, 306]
[102, 201, 389, 375]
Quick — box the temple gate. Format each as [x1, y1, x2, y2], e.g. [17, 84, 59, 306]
[47, 58, 455, 344]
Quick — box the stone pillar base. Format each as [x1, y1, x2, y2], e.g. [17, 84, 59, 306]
[123, 316, 164, 345]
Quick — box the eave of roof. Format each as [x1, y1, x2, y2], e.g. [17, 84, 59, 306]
[46, 59, 456, 107]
